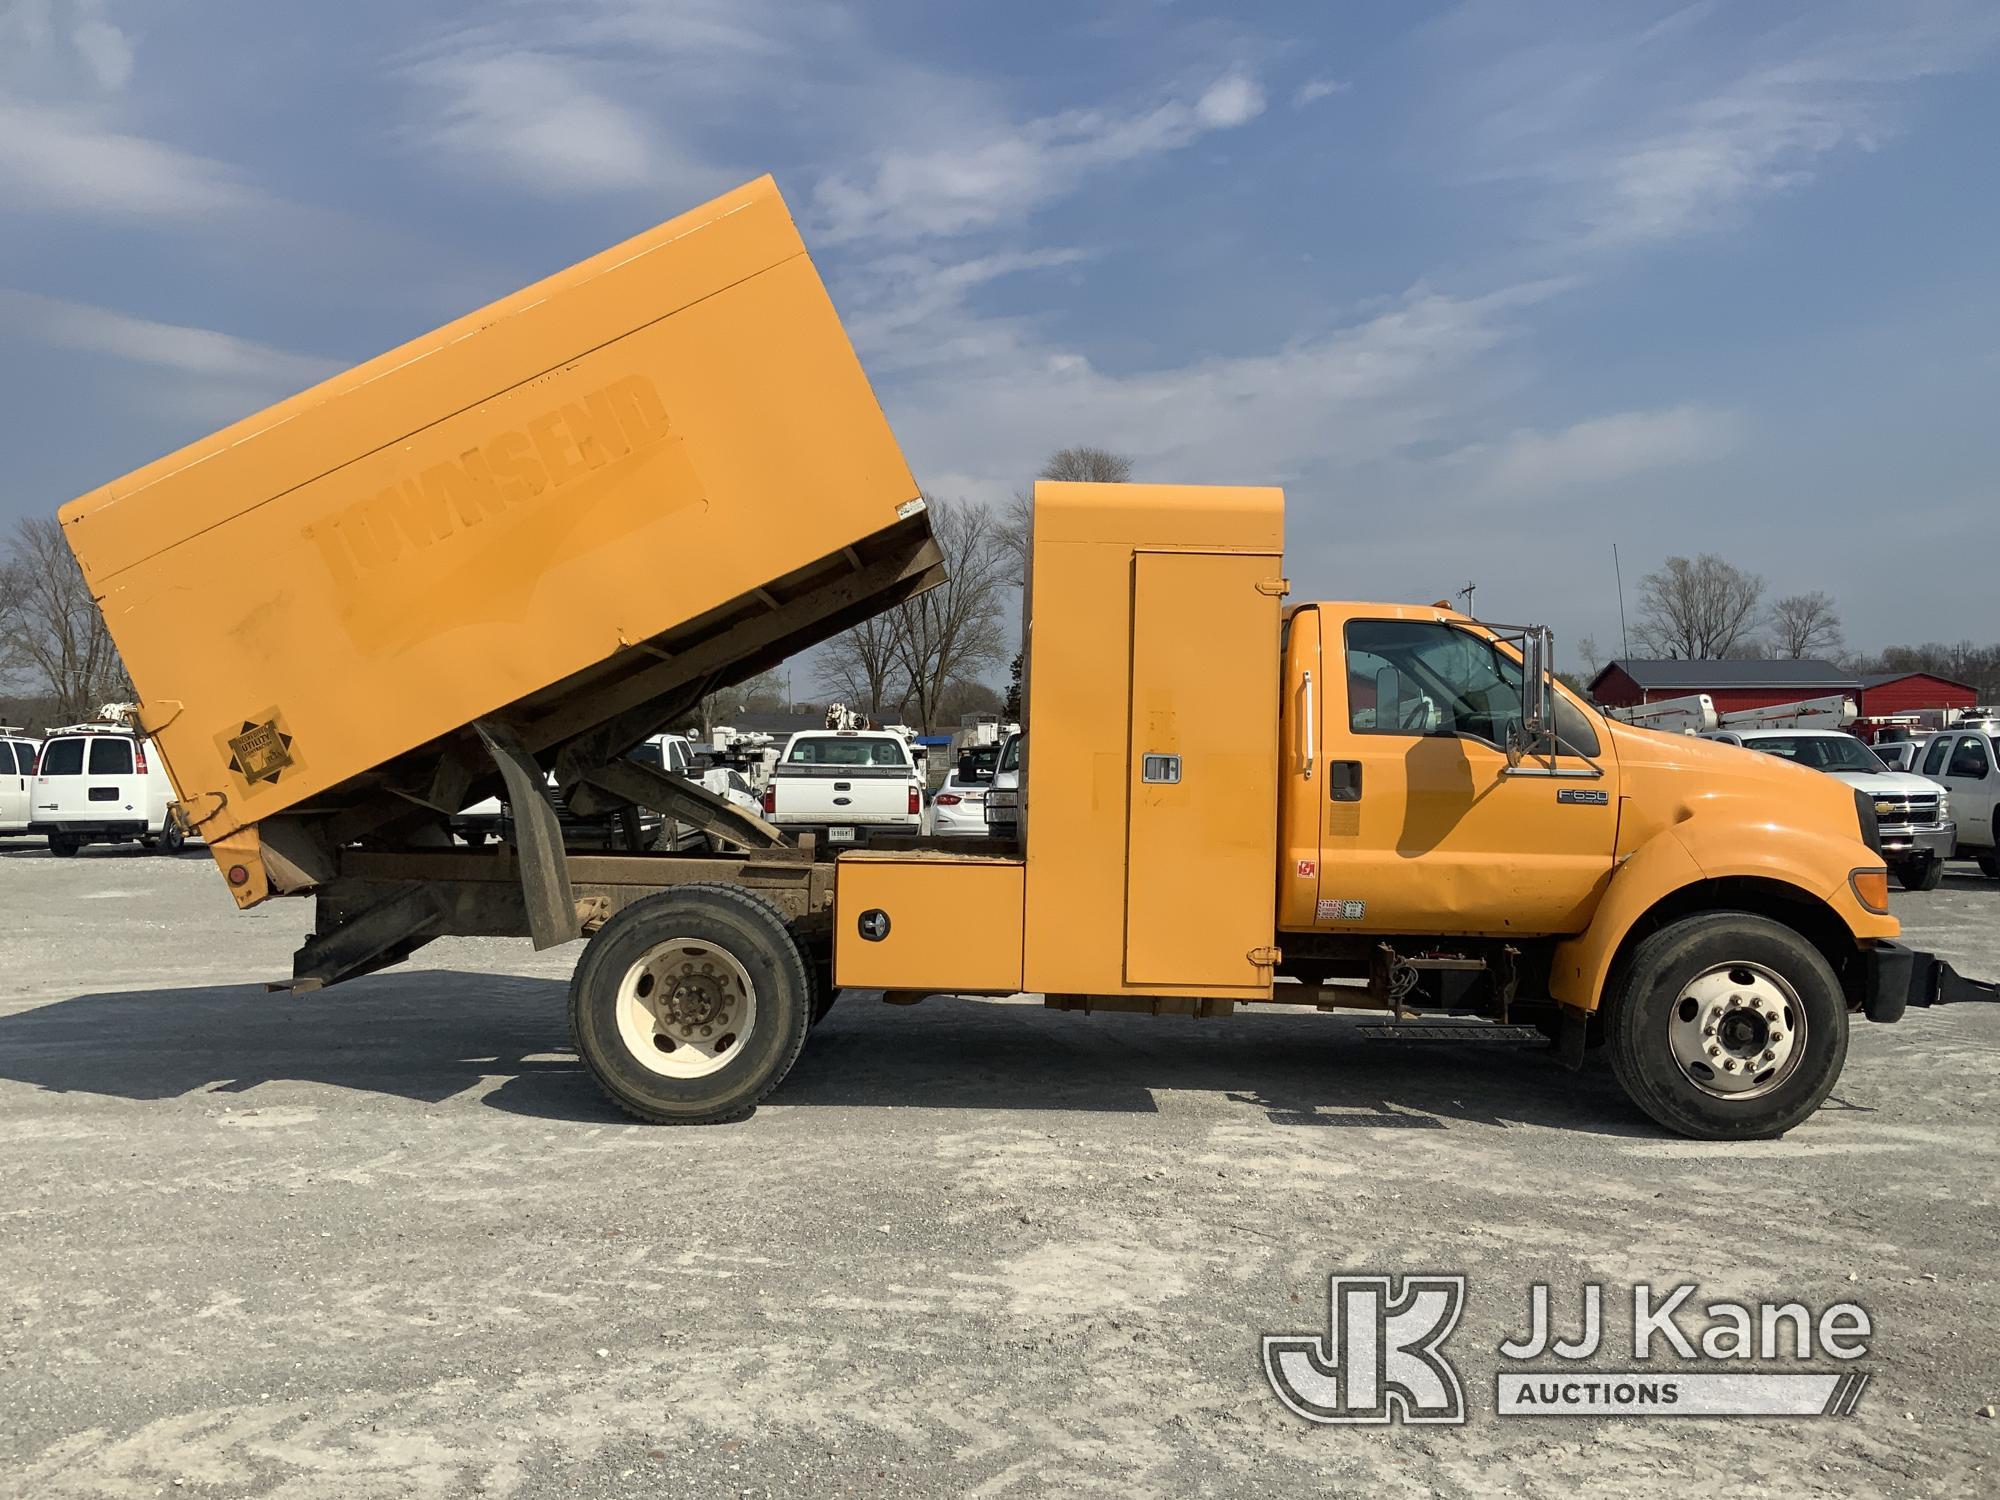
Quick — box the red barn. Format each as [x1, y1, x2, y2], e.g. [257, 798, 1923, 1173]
[1857, 671, 1977, 730]
[1588, 659, 1861, 716]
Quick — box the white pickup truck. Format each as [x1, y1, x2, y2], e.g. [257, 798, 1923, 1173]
[761, 729, 923, 848]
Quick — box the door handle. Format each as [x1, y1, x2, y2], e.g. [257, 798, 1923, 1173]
[1327, 761, 1362, 802]
[1301, 670, 1315, 779]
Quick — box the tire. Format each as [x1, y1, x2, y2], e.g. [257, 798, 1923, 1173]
[1979, 854, 2000, 881]
[47, 832, 81, 858]
[1606, 912, 1848, 1141]
[155, 822, 186, 855]
[568, 884, 811, 1124]
[1893, 857, 1943, 892]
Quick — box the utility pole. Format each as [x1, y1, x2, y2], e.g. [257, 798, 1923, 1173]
[1457, 581, 1476, 616]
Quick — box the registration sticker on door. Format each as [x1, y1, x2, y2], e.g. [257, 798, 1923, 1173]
[826, 826, 857, 843]
[1556, 788, 1609, 805]
[1317, 898, 1366, 921]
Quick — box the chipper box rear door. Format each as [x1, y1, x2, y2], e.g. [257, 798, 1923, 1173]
[60, 176, 940, 924]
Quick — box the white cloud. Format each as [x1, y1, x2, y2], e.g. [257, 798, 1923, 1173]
[0, 101, 252, 218]
[1442, 3, 2000, 251]
[0, 290, 337, 389]
[1292, 77, 1348, 108]
[1453, 404, 1742, 499]
[840, 247, 1092, 375]
[71, 12, 133, 91]
[878, 281, 1560, 503]
[812, 69, 1267, 242]
[411, 49, 721, 197]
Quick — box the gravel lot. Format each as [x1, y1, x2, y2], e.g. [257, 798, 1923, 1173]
[3, 841, 1996, 1498]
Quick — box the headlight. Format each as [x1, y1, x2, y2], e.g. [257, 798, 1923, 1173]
[1938, 791, 1951, 820]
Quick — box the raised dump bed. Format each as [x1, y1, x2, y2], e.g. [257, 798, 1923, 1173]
[61, 175, 942, 962]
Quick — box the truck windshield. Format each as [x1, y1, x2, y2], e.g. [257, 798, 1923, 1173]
[1743, 735, 1883, 773]
[788, 737, 910, 767]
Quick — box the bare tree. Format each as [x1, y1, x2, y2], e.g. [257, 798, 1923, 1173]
[889, 496, 1009, 730]
[815, 613, 905, 717]
[694, 669, 784, 738]
[0, 517, 130, 725]
[996, 446, 1133, 587]
[1633, 554, 1766, 659]
[1039, 446, 1133, 484]
[1769, 591, 1843, 659]
[996, 490, 1033, 588]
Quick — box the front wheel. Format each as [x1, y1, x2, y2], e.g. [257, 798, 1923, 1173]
[155, 821, 186, 855]
[1979, 854, 2000, 880]
[1893, 856, 1942, 892]
[1606, 913, 1848, 1140]
[569, 884, 812, 1124]
[47, 832, 81, 858]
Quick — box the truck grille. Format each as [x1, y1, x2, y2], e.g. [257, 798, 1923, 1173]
[1871, 793, 1940, 826]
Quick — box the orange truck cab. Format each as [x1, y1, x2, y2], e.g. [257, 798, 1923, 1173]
[831, 481, 1994, 1139]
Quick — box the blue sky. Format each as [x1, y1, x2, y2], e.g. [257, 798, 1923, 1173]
[3, 0, 1997, 665]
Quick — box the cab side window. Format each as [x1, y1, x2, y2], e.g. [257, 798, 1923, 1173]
[1948, 736, 1991, 779]
[1346, 620, 1522, 742]
[1921, 737, 1951, 777]
[1344, 619, 1599, 755]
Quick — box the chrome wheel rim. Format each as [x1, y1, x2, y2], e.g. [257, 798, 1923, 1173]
[1667, 961, 1806, 1101]
[616, 938, 756, 1080]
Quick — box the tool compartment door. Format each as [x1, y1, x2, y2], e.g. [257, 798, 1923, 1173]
[1123, 550, 1281, 988]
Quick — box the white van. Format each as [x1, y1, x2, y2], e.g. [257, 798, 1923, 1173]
[1, 730, 43, 836]
[29, 724, 183, 856]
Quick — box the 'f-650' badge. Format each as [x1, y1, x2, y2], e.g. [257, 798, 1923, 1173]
[227, 719, 295, 785]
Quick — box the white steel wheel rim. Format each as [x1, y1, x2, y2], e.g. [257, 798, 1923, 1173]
[615, 938, 757, 1080]
[1667, 961, 1806, 1101]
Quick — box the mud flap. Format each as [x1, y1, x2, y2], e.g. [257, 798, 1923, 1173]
[474, 719, 578, 951]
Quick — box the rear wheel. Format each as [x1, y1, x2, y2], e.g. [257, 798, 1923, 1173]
[155, 821, 186, 855]
[569, 885, 811, 1124]
[1607, 913, 1847, 1140]
[47, 832, 81, 858]
[1893, 856, 1942, 892]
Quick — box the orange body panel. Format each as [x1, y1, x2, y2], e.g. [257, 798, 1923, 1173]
[60, 176, 920, 855]
[833, 855, 1025, 993]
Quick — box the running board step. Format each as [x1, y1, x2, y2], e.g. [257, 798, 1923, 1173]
[1358, 1023, 1546, 1043]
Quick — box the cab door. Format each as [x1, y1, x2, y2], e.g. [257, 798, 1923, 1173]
[1313, 613, 1618, 936]
[0, 741, 31, 833]
[1939, 733, 1999, 851]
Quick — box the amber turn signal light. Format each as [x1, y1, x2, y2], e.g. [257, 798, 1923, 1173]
[1848, 867, 1890, 914]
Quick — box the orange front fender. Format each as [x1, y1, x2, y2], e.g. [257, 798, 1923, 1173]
[1549, 815, 1894, 1011]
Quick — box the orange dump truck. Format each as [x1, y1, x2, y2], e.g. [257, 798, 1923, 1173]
[63, 177, 1993, 1140]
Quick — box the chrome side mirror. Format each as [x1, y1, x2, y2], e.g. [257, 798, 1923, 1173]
[1513, 627, 1555, 764]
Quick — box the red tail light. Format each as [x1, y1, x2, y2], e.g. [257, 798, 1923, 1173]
[761, 783, 775, 814]
[908, 784, 920, 815]
[134, 740, 148, 775]
[934, 793, 961, 806]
